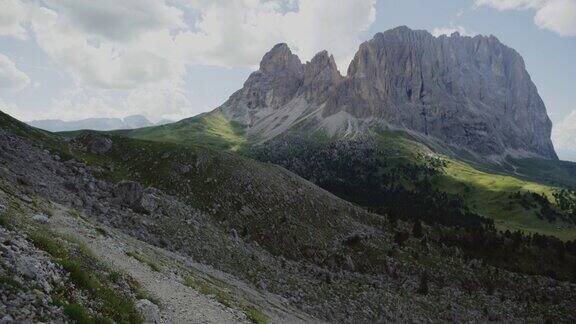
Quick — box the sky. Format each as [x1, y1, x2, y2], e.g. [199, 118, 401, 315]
[0, 0, 575, 156]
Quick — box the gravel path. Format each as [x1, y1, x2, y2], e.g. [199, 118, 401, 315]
[50, 206, 248, 324]
[90, 237, 248, 324]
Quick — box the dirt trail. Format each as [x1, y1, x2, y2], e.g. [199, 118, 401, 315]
[49, 204, 320, 324]
[50, 207, 247, 323]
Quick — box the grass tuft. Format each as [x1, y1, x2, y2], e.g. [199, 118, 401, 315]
[30, 231, 142, 323]
[0, 275, 24, 291]
[243, 305, 269, 324]
[126, 251, 161, 272]
[184, 276, 268, 323]
[63, 303, 93, 323]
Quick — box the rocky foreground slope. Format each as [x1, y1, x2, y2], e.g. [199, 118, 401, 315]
[217, 26, 556, 160]
[1, 111, 576, 322]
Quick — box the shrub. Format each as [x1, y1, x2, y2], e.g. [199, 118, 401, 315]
[243, 305, 269, 324]
[63, 303, 93, 323]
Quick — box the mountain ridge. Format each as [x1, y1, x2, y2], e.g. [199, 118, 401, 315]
[27, 114, 173, 132]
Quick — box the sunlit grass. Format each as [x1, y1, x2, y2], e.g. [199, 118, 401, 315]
[128, 112, 247, 151]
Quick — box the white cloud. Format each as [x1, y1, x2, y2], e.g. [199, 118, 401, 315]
[0, 0, 29, 39]
[431, 26, 470, 37]
[175, 0, 377, 71]
[27, 4, 184, 90]
[48, 95, 116, 121]
[23, 0, 376, 91]
[125, 82, 193, 120]
[15, 81, 193, 122]
[474, 0, 545, 10]
[553, 110, 576, 151]
[1, 0, 377, 120]
[43, 0, 185, 42]
[533, 0, 576, 36]
[0, 53, 31, 91]
[20, 1, 191, 93]
[475, 0, 576, 36]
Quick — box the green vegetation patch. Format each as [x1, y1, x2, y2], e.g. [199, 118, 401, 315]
[0, 275, 24, 291]
[30, 231, 142, 323]
[243, 305, 269, 324]
[184, 276, 269, 324]
[0, 207, 16, 230]
[0, 110, 75, 161]
[369, 131, 576, 240]
[433, 158, 576, 240]
[126, 251, 162, 272]
[126, 112, 247, 151]
[506, 157, 576, 190]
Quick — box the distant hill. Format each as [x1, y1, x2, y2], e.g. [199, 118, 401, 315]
[27, 115, 172, 132]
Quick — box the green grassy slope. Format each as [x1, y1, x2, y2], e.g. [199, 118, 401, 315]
[124, 112, 247, 151]
[70, 132, 385, 263]
[505, 157, 576, 190]
[382, 132, 576, 240]
[0, 110, 77, 160]
[250, 130, 576, 241]
[3, 111, 576, 321]
[0, 111, 385, 267]
[0, 110, 59, 145]
[436, 159, 576, 240]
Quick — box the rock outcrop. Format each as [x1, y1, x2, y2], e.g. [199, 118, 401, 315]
[219, 26, 557, 160]
[87, 137, 113, 154]
[222, 43, 305, 126]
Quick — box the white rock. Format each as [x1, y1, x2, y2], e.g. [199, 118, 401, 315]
[136, 299, 161, 324]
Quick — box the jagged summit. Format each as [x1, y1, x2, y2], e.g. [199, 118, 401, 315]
[301, 50, 343, 104]
[259, 43, 303, 74]
[220, 26, 556, 160]
[304, 50, 341, 79]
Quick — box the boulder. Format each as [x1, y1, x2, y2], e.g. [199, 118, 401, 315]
[135, 299, 160, 324]
[115, 181, 143, 209]
[140, 191, 161, 214]
[87, 137, 113, 154]
[31, 213, 50, 224]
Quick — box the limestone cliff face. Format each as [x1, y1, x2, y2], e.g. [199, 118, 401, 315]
[300, 50, 343, 104]
[221, 43, 304, 126]
[218, 44, 343, 139]
[219, 26, 558, 160]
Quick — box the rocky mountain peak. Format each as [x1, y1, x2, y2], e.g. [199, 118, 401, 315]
[304, 50, 340, 80]
[331, 27, 557, 159]
[219, 27, 557, 160]
[301, 50, 343, 103]
[307, 50, 336, 69]
[259, 43, 303, 75]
